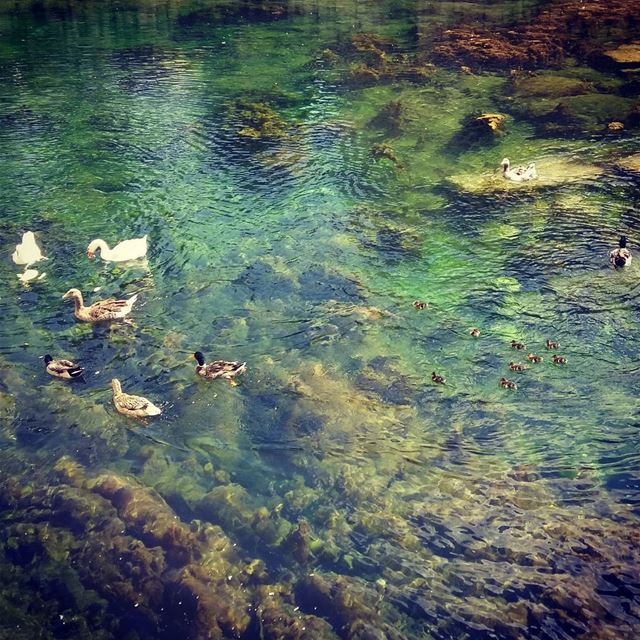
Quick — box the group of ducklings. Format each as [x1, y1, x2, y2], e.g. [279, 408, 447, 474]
[39, 235, 246, 421]
[418, 222, 632, 392]
[428, 332, 568, 392]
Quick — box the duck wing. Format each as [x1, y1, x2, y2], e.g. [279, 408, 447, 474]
[119, 393, 152, 411]
[205, 360, 246, 377]
[88, 298, 135, 320]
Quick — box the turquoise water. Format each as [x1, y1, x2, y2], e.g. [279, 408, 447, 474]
[1, 1, 640, 638]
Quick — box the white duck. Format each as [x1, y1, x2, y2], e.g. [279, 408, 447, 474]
[87, 235, 148, 262]
[12, 231, 47, 266]
[501, 158, 538, 182]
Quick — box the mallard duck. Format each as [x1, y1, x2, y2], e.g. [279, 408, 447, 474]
[545, 339, 559, 350]
[62, 288, 138, 322]
[527, 353, 543, 363]
[431, 371, 446, 385]
[12, 231, 47, 266]
[194, 351, 246, 382]
[508, 362, 526, 372]
[111, 378, 161, 418]
[413, 300, 428, 310]
[469, 327, 481, 338]
[552, 355, 567, 365]
[500, 377, 517, 390]
[501, 158, 538, 182]
[609, 235, 632, 268]
[44, 354, 84, 380]
[87, 235, 148, 262]
[511, 340, 526, 350]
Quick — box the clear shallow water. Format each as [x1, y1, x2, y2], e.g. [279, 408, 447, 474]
[1, 1, 640, 638]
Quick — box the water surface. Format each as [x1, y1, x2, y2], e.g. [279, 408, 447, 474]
[1, 1, 640, 638]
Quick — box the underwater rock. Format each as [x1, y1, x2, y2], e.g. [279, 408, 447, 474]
[447, 156, 603, 194]
[598, 41, 640, 70]
[430, 0, 638, 72]
[164, 563, 252, 638]
[371, 143, 403, 168]
[432, 27, 560, 70]
[616, 153, 640, 173]
[255, 587, 339, 639]
[197, 483, 254, 532]
[229, 100, 289, 140]
[449, 113, 506, 150]
[510, 74, 592, 98]
[295, 573, 400, 640]
[368, 101, 407, 136]
[282, 519, 313, 565]
[89, 473, 200, 566]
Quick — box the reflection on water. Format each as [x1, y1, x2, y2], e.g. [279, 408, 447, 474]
[1, 0, 640, 638]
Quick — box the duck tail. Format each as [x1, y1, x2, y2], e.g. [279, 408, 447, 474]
[146, 403, 162, 416]
[68, 366, 85, 378]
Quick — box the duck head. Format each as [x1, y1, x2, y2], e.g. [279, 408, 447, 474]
[194, 351, 206, 366]
[43, 354, 53, 365]
[619, 235, 628, 248]
[62, 288, 82, 301]
[87, 239, 111, 259]
[501, 158, 510, 172]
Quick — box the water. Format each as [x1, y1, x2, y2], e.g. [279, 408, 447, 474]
[1, 1, 640, 638]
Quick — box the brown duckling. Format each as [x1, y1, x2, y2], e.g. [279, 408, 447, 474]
[552, 355, 567, 365]
[546, 339, 559, 349]
[469, 327, 481, 338]
[511, 340, 526, 350]
[508, 362, 526, 372]
[527, 353, 543, 363]
[413, 300, 428, 310]
[431, 371, 446, 385]
[500, 377, 517, 390]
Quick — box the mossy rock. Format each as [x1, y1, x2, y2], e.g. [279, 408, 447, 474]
[616, 153, 640, 173]
[447, 156, 603, 194]
[511, 74, 592, 98]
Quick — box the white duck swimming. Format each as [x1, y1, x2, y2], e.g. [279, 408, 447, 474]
[12, 231, 47, 266]
[87, 235, 148, 262]
[501, 158, 538, 182]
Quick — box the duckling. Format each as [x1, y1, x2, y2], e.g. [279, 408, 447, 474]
[194, 351, 246, 383]
[413, 300, 428, 310]
[62, 288, 138, 322]
[500, 377, 517, 390]
[469, 327, 481, 338]
[43, 354, 84, 380]
[111, 378, 161, 418]
[501, 158, 538, 182]
[552, 355, 567, 365]
[527, 353, 543, 363]
[511, 340, 526, 350]
[609, 235, 632, 268]
[545, 339, 559, 350]
[508, 362, 526, 372]
[431, 371, 446, 385]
